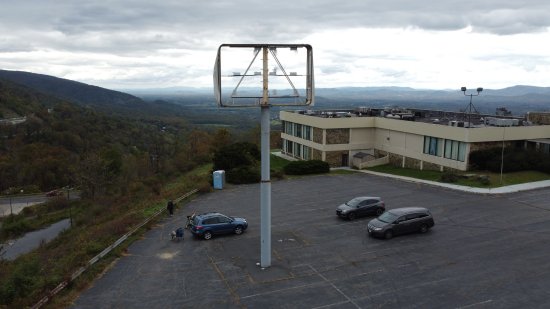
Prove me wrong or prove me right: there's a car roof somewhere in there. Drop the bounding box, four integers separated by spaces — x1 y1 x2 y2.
387 207 430 215
351 196 381 200
196 212 222 218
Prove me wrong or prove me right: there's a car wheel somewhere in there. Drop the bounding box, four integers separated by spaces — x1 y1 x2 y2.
203 231 213 240
348 212 356 220
384 230 393 239
419 224 429 233
376 208 384 216
234 226 243 235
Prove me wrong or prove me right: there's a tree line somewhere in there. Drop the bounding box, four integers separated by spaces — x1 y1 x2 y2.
0 100 249 198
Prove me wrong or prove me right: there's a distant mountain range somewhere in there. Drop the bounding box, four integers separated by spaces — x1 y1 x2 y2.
124 84 550 116
0 70 185 118
2 69 549 117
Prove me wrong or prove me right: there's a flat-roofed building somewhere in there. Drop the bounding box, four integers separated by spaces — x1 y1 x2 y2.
280 108 550 171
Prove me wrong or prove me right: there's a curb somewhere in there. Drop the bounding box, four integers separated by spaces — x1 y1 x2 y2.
333 167 550 194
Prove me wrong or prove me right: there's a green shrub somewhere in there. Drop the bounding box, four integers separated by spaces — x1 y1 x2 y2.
0 257 41 306
212 142 260 171
226 166 261 184
477 175 491 186
440 172 459 183
471 147 550 174
469 148 502 170
271 168 285 180
1 219 31 239
283 160 330 175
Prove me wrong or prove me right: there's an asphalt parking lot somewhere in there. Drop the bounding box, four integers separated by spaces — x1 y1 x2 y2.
73 172 550 308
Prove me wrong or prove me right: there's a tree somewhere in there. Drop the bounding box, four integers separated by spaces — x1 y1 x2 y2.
185 129 212 164
213 142 260 171
210 128 232 153
212 142 261 184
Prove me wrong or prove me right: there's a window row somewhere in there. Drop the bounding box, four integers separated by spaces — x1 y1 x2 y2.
282 121 312 141
282 139 312 160
423 136 466 162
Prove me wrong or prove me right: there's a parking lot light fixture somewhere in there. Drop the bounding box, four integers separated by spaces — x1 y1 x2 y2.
461 86 483 128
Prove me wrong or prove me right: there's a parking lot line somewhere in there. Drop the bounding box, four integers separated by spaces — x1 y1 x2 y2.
308 264 361 309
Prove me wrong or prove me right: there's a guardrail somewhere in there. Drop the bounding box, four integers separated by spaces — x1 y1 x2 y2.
31 189 198 309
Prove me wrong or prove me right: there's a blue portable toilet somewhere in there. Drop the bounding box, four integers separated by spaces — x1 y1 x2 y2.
213 170 225 189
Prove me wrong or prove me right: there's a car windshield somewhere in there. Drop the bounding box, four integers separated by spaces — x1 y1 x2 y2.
345 198 363 207
377 211 398 223
192 216 201 225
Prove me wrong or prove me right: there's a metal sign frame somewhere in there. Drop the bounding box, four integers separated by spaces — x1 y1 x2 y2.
214 43 314 107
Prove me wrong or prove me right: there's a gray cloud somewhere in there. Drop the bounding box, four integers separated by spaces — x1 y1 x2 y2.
1 0 549 88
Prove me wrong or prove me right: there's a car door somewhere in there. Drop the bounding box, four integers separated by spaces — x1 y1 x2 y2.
356 200 370 217
402 214 420 234
363 199 380 216
216 215 234 234
392 216 408 235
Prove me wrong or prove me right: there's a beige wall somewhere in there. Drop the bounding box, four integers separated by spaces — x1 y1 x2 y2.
280 111 550 171
281 111 550 143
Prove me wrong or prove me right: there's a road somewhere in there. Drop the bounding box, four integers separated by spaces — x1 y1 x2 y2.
73 173 550 308
0 194 47 216
0 191 80 217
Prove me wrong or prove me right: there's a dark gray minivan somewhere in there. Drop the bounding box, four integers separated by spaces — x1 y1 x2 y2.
367 207 434 239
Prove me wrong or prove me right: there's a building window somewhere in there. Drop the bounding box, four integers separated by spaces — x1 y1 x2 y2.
444 139 466 162
303 146 311 160
458 143 466 161
294 143 301 157
423 136 441 156
304 125 312 140
284 121 294 136
283 121 311 141
296 124 302 138
284 139 293 154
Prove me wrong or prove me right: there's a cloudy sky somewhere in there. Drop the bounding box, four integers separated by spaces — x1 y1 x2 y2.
1 1 550 91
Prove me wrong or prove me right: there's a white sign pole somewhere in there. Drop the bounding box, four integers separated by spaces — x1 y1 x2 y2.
260 46 272 268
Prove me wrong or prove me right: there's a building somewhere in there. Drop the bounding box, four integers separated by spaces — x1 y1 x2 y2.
280 108 550 171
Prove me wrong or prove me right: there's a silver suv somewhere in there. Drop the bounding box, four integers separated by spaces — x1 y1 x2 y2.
367 207 434 239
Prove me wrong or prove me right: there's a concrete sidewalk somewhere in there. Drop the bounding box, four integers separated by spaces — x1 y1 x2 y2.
273 151 550 194
346 168 550 194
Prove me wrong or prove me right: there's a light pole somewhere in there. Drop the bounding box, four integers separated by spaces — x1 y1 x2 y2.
500 127 505 184
66 186 72 227
461 86 483 128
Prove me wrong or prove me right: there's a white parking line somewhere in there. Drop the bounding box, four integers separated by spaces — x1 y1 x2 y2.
455 299 493 308
240 281 327 299
308 264 361 309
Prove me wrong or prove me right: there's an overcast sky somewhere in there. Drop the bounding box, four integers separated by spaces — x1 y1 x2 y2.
1 1 550 91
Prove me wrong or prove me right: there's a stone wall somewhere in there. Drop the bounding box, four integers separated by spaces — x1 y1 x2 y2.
527 112 550 125
404 157 421 169
325 151 347 167
312 149 322 160
313 127 323 144
422 161 441 171
442 166 461 173
326 128 349 144
388 153 403 167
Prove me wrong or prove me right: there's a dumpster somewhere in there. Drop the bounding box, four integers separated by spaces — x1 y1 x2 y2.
213 170 225 189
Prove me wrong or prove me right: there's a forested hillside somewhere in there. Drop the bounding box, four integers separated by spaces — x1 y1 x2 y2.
0 78 234 196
